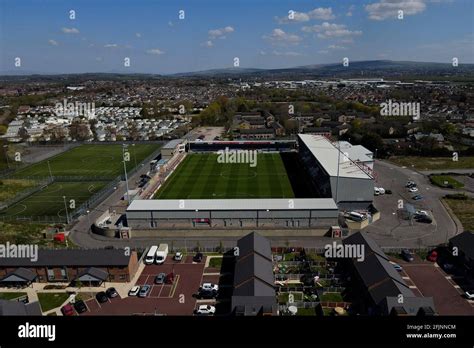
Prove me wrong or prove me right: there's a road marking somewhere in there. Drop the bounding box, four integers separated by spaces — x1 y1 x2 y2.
402 276 410 280
454 285 460 289
409 285 417 289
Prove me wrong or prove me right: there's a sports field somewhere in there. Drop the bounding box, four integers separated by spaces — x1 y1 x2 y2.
13 144 160 178
0 181 107 220
154 153 294 199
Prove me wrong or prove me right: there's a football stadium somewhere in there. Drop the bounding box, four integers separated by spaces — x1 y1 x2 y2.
125 135 375 231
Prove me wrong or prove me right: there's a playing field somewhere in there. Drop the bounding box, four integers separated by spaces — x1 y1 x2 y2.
13 144 160 178
0 181 107 220
154 153 294 199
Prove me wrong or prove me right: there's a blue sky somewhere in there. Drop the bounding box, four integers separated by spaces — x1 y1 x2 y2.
1 0 473 74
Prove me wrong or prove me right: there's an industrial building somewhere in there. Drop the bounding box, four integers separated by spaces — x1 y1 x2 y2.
126 198 338 230
160 139 185 160
298 134 374 209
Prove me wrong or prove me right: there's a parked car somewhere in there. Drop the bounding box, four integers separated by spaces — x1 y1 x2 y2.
106 287 118 298
464 290 474 299
412 194 423 201
193 252 203 263
428 250 438 262
154 273 166 284
443 263 454 271
401 249 414 262
197 289 218 299
61 304 75 316
128 286 140 296
390 261 403 272
96 291 108 303
416 215 432 223
409 186 419 193
385 190 393 194
165 272 175 284
73 300 88 314
415 210 429 217
200 283 219 292
406 181 416 187
195 305 216 315
174 252 183 261
138 285 151 297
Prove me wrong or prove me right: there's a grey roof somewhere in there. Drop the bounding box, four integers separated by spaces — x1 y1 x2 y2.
74 267 109 282
383 296 436 316
298 134 373 179
127 198 338 212
1 268 37 282
237 232 272 260
0 300 42 316
0 249 131 267
450 231 474 261
162 139 184 149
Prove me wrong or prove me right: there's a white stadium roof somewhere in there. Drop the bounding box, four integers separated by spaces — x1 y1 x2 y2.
127 198 338 211
298 134 373 179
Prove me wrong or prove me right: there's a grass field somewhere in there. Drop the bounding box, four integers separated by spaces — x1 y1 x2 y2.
430 175 464 188
0 179 37 202
0 181 106 219
154 153 294 199
444 198 474 231
13 144 160 178
389 156 474 170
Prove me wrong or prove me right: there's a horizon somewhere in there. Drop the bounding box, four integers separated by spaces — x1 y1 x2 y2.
1 0 473 75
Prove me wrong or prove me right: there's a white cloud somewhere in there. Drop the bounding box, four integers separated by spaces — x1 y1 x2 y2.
146 48 164 55
48 39 59 46
208 26 234 39
135 33 142 38
276 7 335 23
61 27 79 34
272 50 303 56
104 43 118 48
302 22 362 39
328 44 346 50
365 0 427 21
263 28 302 45
201 40 214 48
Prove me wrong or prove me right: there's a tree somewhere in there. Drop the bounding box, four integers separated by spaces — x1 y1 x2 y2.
69 121 91 141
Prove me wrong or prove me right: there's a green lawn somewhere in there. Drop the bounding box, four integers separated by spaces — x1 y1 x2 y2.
389 156 474 171
0 181 106 220
0 179 38 202
430 175 464 188
295 307 317 316
38 292 70 312
0 292 27 300
320 292 344 302
278 292 304 304
13 144 160 179
208 257 223 269
154 153 294 199
444 198 474 231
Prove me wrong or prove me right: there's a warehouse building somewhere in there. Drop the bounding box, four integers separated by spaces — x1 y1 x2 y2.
298 134 374 209
126 198 338 230
161 139 185 160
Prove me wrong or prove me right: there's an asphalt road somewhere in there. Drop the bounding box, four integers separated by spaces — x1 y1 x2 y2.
69 159 467 250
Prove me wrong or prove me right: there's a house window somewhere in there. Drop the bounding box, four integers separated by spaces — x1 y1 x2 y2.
119 275 126 280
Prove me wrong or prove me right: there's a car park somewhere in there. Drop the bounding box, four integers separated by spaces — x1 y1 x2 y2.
200 283 219 292
106 287 118 298
401 249 414 262
96 291 108 303
73 300 88 314
174 252 183 261
138 285 151 297
154 273 166 284
195 305 216 315
128 286 140 296
61 304 75 316
193 252 203 263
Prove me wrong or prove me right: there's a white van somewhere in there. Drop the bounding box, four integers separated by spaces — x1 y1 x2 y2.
155 244 169 264
348 211 366 222
145 245 158 264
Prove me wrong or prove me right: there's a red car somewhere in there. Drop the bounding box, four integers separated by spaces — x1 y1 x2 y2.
165 272 175 284
428 250 438 262
61 304 74 316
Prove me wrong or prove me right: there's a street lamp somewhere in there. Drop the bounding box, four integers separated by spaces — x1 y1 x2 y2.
62 196 69 224
3 145 9 169
47 161 53 180
86 210 91 231
132 143 137 169
122 144 130 203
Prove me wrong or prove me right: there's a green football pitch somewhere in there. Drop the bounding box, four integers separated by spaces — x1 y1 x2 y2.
13 144 160 178
154 153 295 199
0 181 107 220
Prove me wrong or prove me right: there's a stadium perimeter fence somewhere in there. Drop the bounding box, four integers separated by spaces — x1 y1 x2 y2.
0 177 54 211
